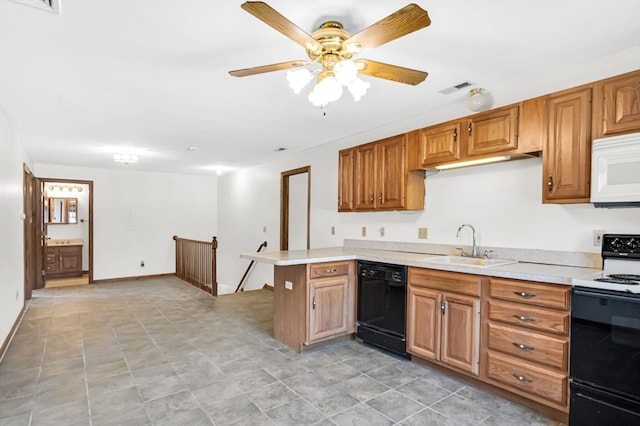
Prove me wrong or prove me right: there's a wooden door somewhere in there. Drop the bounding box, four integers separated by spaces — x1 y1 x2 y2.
543 86 592 203
440 292 481 375
376 135 406 210
418 121 462 167
337 148 354 212
353 143 377 210
467 105 519 156
308 276 349 342
407 285 440 361
59 246 82 275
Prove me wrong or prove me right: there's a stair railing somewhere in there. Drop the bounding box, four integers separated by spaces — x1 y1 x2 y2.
235 241 268 292
173 235 218 296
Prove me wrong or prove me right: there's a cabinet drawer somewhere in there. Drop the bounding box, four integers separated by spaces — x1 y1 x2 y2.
488 278 569 310
487 322 568 370
409 268 481 297
486 351 568 406
488 299 569 335
309 261 351 279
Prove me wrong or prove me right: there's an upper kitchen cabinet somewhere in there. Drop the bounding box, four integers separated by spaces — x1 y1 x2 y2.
338 148 354 212
542 85 593 204
344 134 425 212
413 99 544 169
592 69 640 138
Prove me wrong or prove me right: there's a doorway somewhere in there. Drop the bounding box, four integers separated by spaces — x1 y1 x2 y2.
25 176 94 290
280 166 310 251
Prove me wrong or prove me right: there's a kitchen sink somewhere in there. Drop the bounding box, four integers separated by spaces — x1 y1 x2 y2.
422 255 518 268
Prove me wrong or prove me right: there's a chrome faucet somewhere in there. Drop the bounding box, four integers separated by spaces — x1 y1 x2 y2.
456 224 478 257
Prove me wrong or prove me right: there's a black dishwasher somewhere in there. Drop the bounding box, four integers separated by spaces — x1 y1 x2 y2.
357 261 409 358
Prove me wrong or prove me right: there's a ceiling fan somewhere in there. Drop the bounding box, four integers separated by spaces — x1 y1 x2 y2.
229 2 431 108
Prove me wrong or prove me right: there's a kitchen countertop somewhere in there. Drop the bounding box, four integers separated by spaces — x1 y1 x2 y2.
241 246 602 286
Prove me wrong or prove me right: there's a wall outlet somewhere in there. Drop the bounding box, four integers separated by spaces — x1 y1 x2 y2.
593 230 605 247
331 226 335 236
361 226 366 237
379 227 385 237
263 226 267 233
418 227 428 239
140 260 145 267
285 280 293 290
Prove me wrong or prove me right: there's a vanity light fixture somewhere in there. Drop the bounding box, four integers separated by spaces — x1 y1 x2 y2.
113 153 139 164
48 184 83 193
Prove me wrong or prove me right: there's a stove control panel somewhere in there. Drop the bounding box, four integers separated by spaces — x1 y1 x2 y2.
602 234 640 259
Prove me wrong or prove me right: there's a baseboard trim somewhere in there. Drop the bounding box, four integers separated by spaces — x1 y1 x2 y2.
0 302 28 363
92 272 176 284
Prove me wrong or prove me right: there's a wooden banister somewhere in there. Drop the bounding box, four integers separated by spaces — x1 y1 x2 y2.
235 241 268 293
173 235 218 295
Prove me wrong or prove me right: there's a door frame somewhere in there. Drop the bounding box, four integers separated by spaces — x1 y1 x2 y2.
35 177 94 286
280 166 310 251
23 164 37 299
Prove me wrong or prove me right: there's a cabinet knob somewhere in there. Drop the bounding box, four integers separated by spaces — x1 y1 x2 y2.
369 195 374 203
514 291 536 299
379 193 383 204
468 123 473 136
325 269 337 273
312 296 316 310
547 175 553 192
441 299 446 315
453 128 458 142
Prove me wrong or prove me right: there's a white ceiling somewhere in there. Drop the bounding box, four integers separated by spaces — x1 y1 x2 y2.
1 0 639 175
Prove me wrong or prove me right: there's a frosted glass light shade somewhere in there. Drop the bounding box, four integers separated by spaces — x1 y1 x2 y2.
286 68 313 94
468 88 489 112
334 59 358 86
308 75 343 107
347 77 371 101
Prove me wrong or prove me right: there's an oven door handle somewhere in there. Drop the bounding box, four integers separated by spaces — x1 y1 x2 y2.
573 287 640 302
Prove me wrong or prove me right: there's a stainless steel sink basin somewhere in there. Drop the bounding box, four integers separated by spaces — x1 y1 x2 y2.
422 255 518 268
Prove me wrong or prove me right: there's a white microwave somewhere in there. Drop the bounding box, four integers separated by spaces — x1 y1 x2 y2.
590 132 640 206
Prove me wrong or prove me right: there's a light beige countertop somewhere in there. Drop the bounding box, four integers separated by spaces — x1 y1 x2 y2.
241 241 602 286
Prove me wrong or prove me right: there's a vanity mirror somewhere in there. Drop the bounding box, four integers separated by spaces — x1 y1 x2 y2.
45 197 78 224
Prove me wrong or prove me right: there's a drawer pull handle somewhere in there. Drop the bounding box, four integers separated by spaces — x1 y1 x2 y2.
325 269 337 273
514 291 536 299
512 373 533 383
312 297 316 310
513 315 535 322
513 342 535 351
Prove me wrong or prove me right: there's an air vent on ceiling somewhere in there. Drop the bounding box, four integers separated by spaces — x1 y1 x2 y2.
11 0 60 14
438 81 473 95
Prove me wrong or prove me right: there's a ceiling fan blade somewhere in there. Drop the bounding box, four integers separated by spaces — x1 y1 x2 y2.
229 60 308 77
356 59 428 85
343 4 431 50
241 2 321 51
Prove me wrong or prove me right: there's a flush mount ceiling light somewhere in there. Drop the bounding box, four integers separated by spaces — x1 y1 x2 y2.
229 2 431 108
468 88 490 112
113 153 139 165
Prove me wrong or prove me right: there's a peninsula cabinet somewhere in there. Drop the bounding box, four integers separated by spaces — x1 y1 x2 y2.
339 133 425 212
273 261 355 352
542 85 593 203
407 268 482 376
481 277 570 413
592 69 640 138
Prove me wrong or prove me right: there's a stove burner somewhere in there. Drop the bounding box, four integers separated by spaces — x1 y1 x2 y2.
594 277 640 285
608 274 640 281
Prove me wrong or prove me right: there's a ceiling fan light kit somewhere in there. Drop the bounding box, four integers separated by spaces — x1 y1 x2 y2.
230 2 431 109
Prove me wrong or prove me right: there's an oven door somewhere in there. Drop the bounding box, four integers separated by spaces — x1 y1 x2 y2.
570 287 640 399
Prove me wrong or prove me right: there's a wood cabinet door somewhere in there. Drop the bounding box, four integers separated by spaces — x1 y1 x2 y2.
308 276 349 342
338 148 354 212
353 143 377 210
59 246 82 274
376 135 406 210
599 70 640 137
542 86 592 203
407 285 440 361
440 292 480 375
467 105 519 156
418 121 462 167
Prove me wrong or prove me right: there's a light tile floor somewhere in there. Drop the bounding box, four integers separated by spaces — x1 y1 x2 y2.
0 277 564 425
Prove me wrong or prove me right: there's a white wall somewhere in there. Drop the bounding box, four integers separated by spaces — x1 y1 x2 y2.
217 48 640 292
34 164 218 281
0 108 29 347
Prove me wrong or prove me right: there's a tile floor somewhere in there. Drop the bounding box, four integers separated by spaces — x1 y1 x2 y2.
0 277 564 425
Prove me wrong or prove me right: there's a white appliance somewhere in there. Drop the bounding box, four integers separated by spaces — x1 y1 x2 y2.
590 132 640 206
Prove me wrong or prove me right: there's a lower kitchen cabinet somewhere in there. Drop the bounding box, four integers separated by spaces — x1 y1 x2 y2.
273 261 355 352
407 268 482 375
45 244 83 278
482 277 571 413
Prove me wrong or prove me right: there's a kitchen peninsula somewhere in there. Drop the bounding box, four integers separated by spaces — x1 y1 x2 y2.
241 240 602 421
